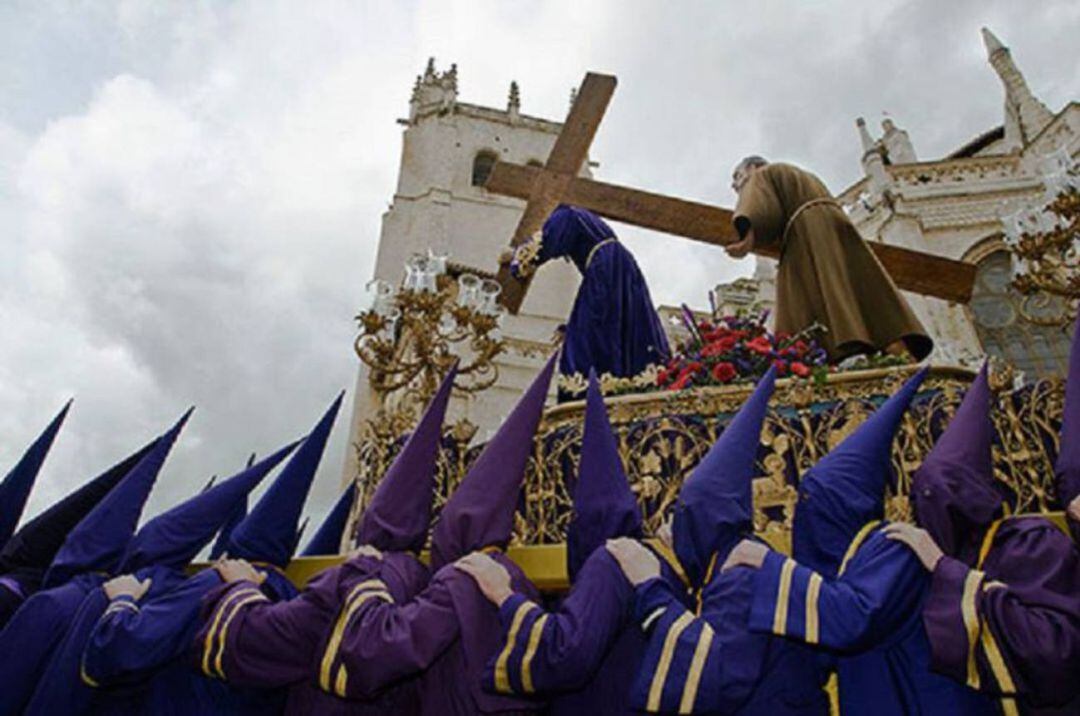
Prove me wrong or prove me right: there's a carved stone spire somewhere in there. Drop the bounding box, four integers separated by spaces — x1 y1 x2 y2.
856 117 890 197
409 58 459 123
507 81 521 116
856 117 876 153
981 27 1053 149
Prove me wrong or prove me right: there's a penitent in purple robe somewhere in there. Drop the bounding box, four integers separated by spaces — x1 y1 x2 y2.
481 371 690 715
511 205 669 400
630 368 829 715
319 354 557 715
749 369 995 716
0 410 189 716
913 364 1080 714
196 365 458 714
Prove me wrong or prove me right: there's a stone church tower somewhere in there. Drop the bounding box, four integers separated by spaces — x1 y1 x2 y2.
343 60 580 481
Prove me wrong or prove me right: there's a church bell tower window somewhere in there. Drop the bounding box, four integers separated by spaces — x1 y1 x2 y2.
471 150 499 187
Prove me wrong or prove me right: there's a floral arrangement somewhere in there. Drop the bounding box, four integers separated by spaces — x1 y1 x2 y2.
654 307 829 391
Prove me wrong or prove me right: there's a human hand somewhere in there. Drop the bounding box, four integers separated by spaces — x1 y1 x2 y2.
454 552 513 606
883 522 944 571
724 230 755 259
351 544 384 561
103 574 152 601
720 539 768 573
214 558 267 585
1068 495 1080 524
606 537 660 586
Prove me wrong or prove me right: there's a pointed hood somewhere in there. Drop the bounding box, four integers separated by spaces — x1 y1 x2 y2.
913 364 1005 563
1056 315 1080 537
209 453 256 560
0 439 157 575
43 409 192 588
120 441 299 572
674 367 776 588
358 363 457 553
226 393 343 566
567 369 641 580
792 369 927 577
303 484 356 556
431 353 556 568
0 401 71 545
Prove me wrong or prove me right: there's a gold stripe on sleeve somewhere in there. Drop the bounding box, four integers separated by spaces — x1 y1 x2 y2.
771 559 796 636
678 622 714 714
318 587 394 695
979 620 1016 694
331 591 393 697
961 570 986 689
805 572 823 644
200 587 262 678
520 614 549 694
646 611 695 712
492 601 538 694
80 659 100 688
335 664 348 698
838 520 882 577
213 593 269 679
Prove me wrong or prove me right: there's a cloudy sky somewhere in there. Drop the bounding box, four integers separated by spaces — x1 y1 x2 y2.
2 0 1078 533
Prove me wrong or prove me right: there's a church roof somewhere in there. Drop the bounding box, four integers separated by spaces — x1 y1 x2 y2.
947 125 1005 159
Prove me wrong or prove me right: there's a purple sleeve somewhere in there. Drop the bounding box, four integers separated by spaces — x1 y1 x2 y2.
316 566 459 700
482 549 634 696
748 532 926 651
193 580 273 683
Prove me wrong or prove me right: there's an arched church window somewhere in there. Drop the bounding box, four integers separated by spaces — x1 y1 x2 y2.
968 250 1070 378
471 151 498 187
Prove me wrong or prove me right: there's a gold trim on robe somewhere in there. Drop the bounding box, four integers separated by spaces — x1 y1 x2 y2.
771 559 797 635
679 622 715 714
646 611 695 711
520 613 549 694
201 587 264 678
961 570 986 689
493 600 538 694
318 580 393 694
805 573 823 645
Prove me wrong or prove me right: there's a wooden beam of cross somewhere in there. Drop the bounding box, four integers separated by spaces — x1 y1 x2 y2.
488 73 977 313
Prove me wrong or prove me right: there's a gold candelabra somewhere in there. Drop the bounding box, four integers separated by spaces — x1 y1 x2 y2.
1003 149 1080 328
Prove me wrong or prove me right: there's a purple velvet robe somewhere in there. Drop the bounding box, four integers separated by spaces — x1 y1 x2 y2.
194 552 429 715
481 547 689 715
0 573 106 716
321 552 544 715
748 527 996 716
922 517 1080 714
526 206 669 400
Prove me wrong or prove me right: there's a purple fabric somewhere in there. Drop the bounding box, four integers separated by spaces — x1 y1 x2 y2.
674 367 776 588
792 369 926 577
537 206 669 398
358 363 457 553
566 370 642 579
120 441 298 572
1056 314 1080 540
923 517 1080 710
228 393 342 567
302 484 356 556
0 400 70 545
431 354 556 568
912 364 1005 565
43 409 192 588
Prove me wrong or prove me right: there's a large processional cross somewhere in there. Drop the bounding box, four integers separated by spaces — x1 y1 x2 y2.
486 72 976 314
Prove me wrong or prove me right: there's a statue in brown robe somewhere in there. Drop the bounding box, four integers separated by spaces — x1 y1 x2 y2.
729 157 933 362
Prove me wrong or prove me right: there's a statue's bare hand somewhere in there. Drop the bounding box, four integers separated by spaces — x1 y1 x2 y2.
725 229 755 259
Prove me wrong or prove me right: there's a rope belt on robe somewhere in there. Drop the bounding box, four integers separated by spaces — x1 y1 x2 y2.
779 198 843 259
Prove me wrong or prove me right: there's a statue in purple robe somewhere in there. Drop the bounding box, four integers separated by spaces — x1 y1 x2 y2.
72 394 341 715
455 370 689 715
193 366 457 715
730 370 997 716
314 353 557 715
510 205 669 400
0 438 156 629
0 410 190 716
603 368 831 714
883 362 1080 714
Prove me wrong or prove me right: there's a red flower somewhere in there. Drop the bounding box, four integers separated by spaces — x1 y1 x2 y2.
656 368 670 386
773 358 789 376
791 361 811 378
711 362 737 383
747 336 773 355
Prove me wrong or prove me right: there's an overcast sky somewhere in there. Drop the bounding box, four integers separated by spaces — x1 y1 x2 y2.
2 1 1078 534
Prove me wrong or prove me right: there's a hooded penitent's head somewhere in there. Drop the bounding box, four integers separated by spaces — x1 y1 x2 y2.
43 409 192 588
1056 315 1080 540
430 353 556 569
912 364 1005 564
119 441 299 572
0 400 71 545
792 369 927 577
0 439 157 577
226 393 343 567
567 370 642 580
356 364 457 554
674 367 776 589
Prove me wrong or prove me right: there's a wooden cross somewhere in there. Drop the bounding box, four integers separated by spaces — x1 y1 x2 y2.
488 72 976 314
